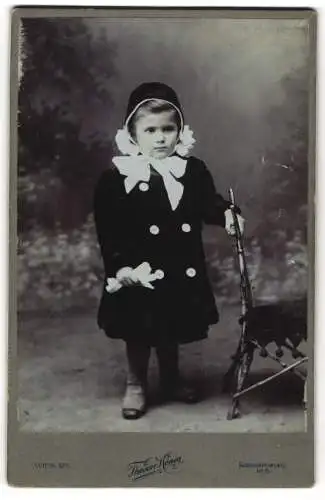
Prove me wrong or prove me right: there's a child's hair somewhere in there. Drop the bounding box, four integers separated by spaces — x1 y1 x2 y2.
127 99 182 140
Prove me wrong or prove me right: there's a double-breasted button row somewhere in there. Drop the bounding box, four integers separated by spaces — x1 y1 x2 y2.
155 269 165 279
149 223 192 235
149 225 160 235
181 223 191 233
186 267 197 277
152 267 197 280
139 182 149 192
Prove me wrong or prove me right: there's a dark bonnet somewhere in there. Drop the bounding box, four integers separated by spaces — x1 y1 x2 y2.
124 82 184 126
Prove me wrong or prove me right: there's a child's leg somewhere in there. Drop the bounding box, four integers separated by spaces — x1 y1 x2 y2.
156 341 179 390
155 342 200 404
122 340 151 419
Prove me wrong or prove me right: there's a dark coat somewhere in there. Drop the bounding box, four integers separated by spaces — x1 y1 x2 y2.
93 155 234 346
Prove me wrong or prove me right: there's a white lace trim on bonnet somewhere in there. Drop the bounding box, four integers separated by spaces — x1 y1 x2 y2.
114 98 196 157
115 124 196 157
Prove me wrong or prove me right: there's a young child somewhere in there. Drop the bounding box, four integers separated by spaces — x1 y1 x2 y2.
93 82 244 419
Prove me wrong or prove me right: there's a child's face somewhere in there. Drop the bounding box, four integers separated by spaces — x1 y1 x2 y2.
133 110 179 159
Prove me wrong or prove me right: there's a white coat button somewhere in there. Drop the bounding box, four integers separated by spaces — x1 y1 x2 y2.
186 267 196 277
182 223 191 233
139 182 149 192
155 269 165 280
149 225 160 235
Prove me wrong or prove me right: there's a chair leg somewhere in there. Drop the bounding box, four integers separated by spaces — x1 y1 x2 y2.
303 378 308 430
223 343 242 393
227 342 255 420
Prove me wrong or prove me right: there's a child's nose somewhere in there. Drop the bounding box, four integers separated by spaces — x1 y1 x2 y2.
155 130 165 142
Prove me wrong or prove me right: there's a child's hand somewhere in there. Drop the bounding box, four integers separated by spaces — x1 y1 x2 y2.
116 267 139 286
115 266 155 290
224 209 245 236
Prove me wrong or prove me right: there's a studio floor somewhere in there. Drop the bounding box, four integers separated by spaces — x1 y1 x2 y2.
17 305 307 433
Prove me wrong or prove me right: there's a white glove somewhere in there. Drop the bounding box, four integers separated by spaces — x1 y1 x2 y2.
224 208 245 236
105 262 158 294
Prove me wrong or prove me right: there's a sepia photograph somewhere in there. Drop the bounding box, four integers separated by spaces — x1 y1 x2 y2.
14 10 313 440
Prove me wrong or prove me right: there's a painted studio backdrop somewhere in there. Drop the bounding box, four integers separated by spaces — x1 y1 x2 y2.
17 17 310 432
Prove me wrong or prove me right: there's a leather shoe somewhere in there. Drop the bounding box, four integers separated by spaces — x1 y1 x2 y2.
122 383 146 419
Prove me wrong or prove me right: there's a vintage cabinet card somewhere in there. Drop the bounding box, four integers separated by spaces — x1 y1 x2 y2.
7 7 316 487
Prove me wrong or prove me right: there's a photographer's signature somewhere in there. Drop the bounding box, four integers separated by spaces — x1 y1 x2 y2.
128 452 183 481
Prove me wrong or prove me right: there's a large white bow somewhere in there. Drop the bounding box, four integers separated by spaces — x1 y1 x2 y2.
112 155 187 211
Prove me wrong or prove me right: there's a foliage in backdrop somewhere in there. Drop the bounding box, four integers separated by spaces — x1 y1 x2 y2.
17 18 309 313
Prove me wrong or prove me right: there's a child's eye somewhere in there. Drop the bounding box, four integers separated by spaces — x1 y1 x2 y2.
145 127 156 133
163 126 177 133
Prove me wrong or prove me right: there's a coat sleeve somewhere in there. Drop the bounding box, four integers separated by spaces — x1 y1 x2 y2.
198 159 241 227
93 168 132 277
